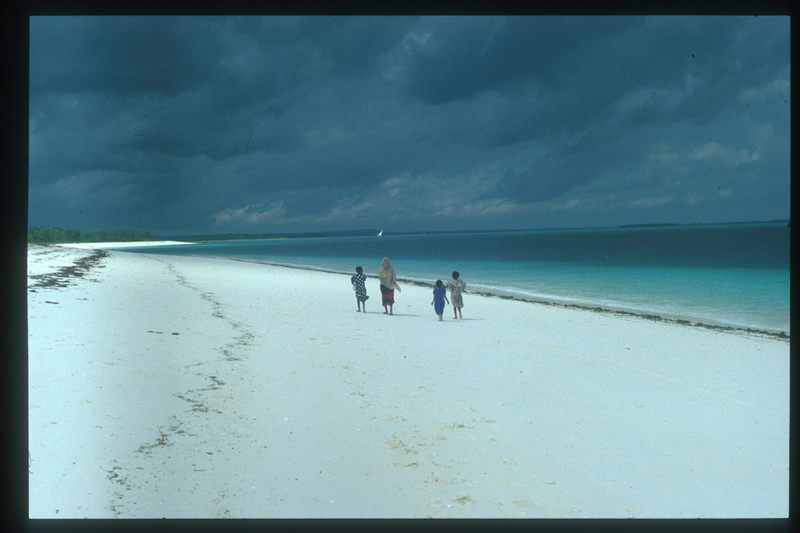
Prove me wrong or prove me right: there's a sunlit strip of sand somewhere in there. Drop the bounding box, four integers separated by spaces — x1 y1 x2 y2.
56 240 194 249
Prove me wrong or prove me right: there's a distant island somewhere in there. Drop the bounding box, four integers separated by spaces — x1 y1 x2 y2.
619 219 788 229
618 223 680 228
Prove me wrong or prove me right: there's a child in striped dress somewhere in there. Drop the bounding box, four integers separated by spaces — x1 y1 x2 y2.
447 271 466 319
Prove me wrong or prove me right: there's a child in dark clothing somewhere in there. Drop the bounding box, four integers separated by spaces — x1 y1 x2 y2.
351 266 368 312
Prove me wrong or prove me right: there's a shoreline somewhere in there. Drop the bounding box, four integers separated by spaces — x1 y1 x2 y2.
52 244 790 340
220 257 789 341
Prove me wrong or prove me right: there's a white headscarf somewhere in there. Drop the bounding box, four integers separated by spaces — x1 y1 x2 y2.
378 257 400 289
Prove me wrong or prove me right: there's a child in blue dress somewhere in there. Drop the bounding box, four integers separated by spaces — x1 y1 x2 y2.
430 279 450 321
351 266 368 312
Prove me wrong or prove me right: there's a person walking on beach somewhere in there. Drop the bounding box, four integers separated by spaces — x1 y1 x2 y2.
378 257 401 315
351 265 369 313
431 280 450 321
447 271 466 319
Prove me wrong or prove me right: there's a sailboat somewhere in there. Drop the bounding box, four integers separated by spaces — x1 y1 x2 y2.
377 230 383 237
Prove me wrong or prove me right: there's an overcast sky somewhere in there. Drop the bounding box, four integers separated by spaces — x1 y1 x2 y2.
29 15 789 235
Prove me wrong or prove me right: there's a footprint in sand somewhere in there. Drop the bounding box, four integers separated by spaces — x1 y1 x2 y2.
387 437 417 455
513 499 550 512
390 460 421 468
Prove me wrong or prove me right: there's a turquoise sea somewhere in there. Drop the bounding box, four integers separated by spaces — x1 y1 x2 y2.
116 222 790 337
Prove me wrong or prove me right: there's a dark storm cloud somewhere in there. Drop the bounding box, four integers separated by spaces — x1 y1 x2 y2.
403 16 786 147
30 17 228 97
402 17 762 137
28 15 790 234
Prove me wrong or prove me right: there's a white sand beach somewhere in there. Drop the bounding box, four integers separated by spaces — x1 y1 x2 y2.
27 244 790 518
55 240 194 249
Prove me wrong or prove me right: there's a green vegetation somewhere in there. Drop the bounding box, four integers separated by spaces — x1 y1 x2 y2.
28 226 153 244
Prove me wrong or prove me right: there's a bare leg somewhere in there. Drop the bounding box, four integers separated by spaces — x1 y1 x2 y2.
383 305 388 314
389 304 393 315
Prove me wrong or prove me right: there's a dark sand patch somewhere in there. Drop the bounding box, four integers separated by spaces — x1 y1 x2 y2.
28 249 110 290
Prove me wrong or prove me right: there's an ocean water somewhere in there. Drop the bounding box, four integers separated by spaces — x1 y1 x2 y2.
115 222 790 336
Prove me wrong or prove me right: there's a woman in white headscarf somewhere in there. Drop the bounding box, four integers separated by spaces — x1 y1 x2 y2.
378 257 401 315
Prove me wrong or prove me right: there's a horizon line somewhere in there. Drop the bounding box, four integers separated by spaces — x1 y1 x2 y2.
151 218 790 239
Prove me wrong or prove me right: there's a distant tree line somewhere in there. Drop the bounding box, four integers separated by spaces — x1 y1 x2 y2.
28 226 153 244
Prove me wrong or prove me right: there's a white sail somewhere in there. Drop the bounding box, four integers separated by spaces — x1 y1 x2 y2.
377 230 383 237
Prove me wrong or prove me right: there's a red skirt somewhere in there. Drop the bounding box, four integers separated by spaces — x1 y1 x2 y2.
380 284 394 305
